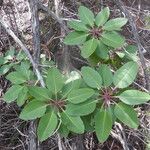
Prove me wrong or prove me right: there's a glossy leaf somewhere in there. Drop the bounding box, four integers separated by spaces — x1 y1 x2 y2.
98 64 113 87
29 86 50 101
66 100 97 116
95 109 112 142
81 38 98 58
4 85 23 103
95 7 110 27
103 18 128 31
19 100 47 120
37 111 58 141
114 102 139 128
81 66 102 89
46 68 64 94
68 20 89 31
64 31 88 45
67 88 95 104
17 86 28 106
6 71 27 84
101 31 125 48
61 112 84 133
78 6 94 27
117 90 150 105
113 61 138 88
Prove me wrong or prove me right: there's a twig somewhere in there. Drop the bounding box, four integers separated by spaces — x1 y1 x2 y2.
0 18 45 87
111 123 129 150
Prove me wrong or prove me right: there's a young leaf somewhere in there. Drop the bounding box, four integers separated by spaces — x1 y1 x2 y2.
37 111 58 141
61 112 84 133
103 18 128 31
113 61 138 88
81 38 98 58
4 85 23 103
81 66 102 89
117 90 150 105
78 6 94 27
64 31 88 45
67 88 95 104
95 7 110 27
98 64 113 87
101 31 125 48
29 86 51 101
114 102 139 128
65 100 97 116
68 20 89 31
17 86 28 106
19 100 47 120
6 71 27 84
95 109 112 142
46 68 64 94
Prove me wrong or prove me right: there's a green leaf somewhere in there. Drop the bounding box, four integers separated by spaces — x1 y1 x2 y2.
6 71 27 84
95 7 110 27
66 100 97 116
59 124 70 138
113 61 138 88
0 57 5 65
61 112 84 133
37 111 58 141
114 102 139 128
29 86 51 101
81 66 102 89
81 38 98 58
103 18 128 31
68 20 89 31
98 64 113 87
95 41 110 60
17 86 28 106
64 31 88 45
46 68 64 94
101 31 125 48
17 62 31 80
19 100 47 120
124 45 138 61
117 90 150 105
95 109 112 142
4 85 23 103
62 79 82 98
0 64 12 75
67 88 95 104
78 6 94 27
